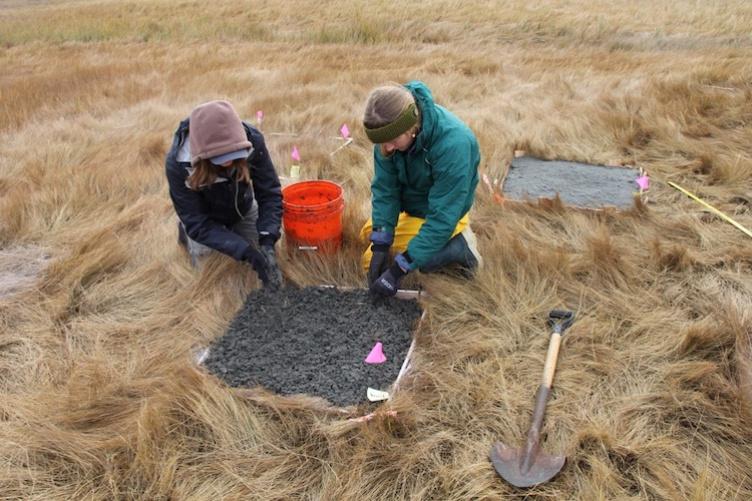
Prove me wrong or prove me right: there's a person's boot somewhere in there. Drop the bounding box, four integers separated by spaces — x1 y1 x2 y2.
419 232 480 276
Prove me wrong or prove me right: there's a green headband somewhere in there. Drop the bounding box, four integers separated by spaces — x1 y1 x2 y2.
364 103 419 144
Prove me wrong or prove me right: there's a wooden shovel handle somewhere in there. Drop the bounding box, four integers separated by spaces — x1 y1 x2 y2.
541 333 562 389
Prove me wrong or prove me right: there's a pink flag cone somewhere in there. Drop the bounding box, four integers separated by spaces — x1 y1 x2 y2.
365 342 386 364
635 175 649 191
291 146 301 162
256 110 263 124
340 123 350 139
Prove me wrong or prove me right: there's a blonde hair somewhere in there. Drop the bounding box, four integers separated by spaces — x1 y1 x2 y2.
363 84 421 155
187 158 250 191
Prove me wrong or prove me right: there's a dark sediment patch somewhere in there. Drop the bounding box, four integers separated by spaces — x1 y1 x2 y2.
204 286 422 407
502 156 640 209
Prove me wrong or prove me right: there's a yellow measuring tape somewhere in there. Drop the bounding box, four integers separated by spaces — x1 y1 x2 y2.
668 181 752 239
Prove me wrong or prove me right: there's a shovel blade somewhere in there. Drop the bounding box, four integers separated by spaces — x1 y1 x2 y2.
490 442 565 488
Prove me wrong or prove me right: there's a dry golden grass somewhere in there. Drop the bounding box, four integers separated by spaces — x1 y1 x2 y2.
1 0 752 499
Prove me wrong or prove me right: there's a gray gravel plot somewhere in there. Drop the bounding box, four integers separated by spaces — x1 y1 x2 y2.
204 287 422 407
502 156 640 209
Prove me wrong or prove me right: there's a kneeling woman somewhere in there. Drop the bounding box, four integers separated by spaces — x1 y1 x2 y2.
361 81 482 297
165 100 283 288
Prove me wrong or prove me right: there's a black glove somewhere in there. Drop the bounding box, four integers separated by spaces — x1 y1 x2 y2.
367 230 394 286
370 253 411 297
242 245 274 288
259 245 283 290
367 245 390 286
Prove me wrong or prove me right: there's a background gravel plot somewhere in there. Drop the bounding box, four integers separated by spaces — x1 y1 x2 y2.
204 287 422 407
503 156 640 209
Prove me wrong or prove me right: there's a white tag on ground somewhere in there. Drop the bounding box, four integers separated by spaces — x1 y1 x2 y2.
367 387 390 402
193 347 210 365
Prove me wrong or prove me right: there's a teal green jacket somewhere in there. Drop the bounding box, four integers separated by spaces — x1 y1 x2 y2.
371 81 480 269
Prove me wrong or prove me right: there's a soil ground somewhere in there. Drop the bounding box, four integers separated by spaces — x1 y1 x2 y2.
502 156 640 209
204 286 422 407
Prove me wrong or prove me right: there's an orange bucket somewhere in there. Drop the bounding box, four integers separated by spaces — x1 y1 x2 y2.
282 180 344 253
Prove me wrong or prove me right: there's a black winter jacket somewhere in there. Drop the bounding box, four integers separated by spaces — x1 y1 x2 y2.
165 118 282 260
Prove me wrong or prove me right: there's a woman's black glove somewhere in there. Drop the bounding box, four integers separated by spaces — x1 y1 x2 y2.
242 245 282 290
367 244 390 286
260 245 283 290
367 230 394 286
370 252 412 297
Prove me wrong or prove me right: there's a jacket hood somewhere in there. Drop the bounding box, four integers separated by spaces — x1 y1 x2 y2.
404 81 438 150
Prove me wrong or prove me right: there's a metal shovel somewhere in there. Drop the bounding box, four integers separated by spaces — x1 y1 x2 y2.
490 309 575 488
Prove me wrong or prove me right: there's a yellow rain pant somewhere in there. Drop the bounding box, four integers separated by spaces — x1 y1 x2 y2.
360 212 469 270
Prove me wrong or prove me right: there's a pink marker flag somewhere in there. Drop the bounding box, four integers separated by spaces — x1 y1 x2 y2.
256 110 263 123
635 175 650 191
291 146 301 162
365 342 386 364
340 123 350 139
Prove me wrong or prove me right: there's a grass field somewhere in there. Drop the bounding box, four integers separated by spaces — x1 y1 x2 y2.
1 0 752 499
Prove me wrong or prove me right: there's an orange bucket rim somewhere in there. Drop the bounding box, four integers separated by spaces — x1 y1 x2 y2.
282 180 344 211
282 179 343 193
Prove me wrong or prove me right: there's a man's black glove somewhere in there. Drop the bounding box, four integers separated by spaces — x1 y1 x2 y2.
259 245 283 290
370 252 412 297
